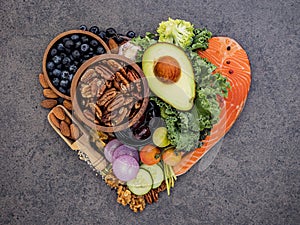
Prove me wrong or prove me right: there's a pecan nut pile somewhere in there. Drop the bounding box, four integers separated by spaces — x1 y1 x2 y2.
78 59 145 127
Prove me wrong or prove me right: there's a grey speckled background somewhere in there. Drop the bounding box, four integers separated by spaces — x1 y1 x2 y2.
1 0 299 224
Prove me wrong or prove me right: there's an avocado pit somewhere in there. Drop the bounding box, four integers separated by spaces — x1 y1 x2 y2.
153 56 181 83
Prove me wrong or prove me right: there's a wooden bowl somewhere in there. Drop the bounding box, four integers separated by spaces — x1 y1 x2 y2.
42 30 111 100
71 54 149 133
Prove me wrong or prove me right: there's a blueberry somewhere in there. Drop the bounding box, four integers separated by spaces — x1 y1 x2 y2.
75 41 82 49
64 48 71 54
89 47 94 53
114 35 124 44
90 39 99 47
72 50 80 59
46 61 55 71
58 87 67 94
57 43 65 52
62 57 71 65
64 40 74 49
61 71 69 80
89 26 99 34
126 31 136 38
60 80 69 88
50 48 58 56
80 43 89 53
52 69 61 77
79 25 88 31
52 55 62 64
81 36 89 43
60 52 67 58
97 30 106 39
69 54 74 61
88 52 94 57
52 77 60 87
62 37 70 43
68 74 74 82
70 34 80 41
57 97 64 104
83 54 91 59
69 65 77 73
56 64 62 70
106 28 117 37
96 46 105 54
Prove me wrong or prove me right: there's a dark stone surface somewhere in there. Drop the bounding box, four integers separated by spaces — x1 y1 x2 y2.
0 0 299 224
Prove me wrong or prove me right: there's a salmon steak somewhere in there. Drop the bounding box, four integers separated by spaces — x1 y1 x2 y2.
173 37 251 175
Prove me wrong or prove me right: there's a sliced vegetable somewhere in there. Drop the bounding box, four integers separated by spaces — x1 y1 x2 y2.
104 139 123 162
139 144 161 165
112 145 139 162
152 127 170 147
112 155 139 182
141 164 164 189
127 168 153 195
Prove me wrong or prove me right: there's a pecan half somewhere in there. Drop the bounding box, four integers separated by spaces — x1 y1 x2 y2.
90 78 104 97
80 83 92 98
113 79 121 91
94 104 102 120
81 69 97 83
106 59 127 77
111 107 128 125
95 65 115 80
97 88 117 106
97 83 107 98
116 72 129 88
101 112 111 126
107 94 125 112
126 70 140 82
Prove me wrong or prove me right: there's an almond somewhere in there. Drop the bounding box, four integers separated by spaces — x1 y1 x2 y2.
64 115 72 125
39 73 49 88
49 113 60 128
52 107 66 120
43 89 59 99
63 100 73 111
60 121 70 137
70 124 80 140
40 99 57 109
108 38 119 54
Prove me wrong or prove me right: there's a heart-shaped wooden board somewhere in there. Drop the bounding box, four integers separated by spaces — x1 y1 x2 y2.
173 37 251 176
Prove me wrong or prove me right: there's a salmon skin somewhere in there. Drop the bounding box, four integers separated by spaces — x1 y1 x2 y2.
173 37 251 176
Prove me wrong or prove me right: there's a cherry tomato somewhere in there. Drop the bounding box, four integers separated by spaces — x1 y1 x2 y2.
139 144 161 165
162 148 182 166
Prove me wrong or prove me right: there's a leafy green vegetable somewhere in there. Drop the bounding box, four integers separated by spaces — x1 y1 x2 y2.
131 32 157 62
157 18 194 50
190 28 212 51
150 96 201 151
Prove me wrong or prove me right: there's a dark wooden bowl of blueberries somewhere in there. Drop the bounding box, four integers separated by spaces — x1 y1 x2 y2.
42 30 111 100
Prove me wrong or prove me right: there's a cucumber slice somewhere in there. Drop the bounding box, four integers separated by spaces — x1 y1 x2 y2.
141 164 164 189
127 168 153 195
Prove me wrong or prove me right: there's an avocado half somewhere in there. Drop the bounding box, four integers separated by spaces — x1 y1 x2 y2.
142 42 195 111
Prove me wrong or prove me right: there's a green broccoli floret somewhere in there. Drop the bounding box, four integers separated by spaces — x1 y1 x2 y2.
157 18 194 50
